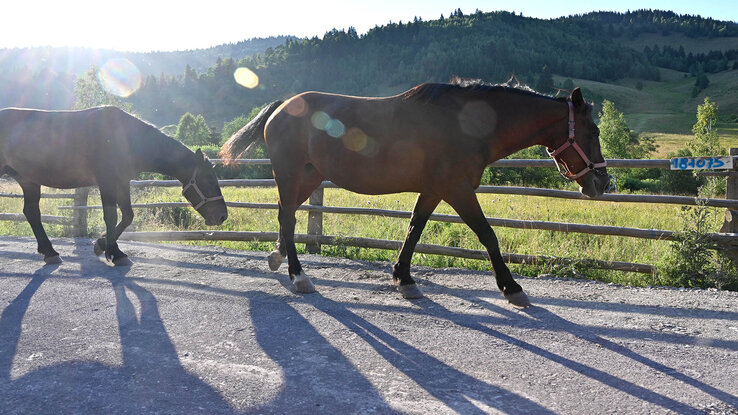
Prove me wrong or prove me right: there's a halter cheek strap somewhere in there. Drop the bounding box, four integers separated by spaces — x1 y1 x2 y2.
182 165 224 210
547 101 607 180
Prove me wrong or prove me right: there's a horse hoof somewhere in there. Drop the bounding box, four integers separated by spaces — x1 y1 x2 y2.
93 240 105 256
398 284 423 299
113 257 134 267
504 290 532 308
291 273 316 293
44 255 62 265
268 250 285 271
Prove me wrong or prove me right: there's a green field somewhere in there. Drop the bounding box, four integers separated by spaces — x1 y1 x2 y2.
0 179 727 288
556 67 738 151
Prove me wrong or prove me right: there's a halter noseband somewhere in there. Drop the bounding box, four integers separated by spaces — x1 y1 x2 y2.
547 101 607 180
182 164 224 210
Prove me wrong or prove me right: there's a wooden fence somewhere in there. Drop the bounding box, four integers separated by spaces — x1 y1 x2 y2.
2 150 738 274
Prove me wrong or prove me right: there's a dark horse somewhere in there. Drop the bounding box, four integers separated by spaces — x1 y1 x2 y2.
0 106 228 265
220 79 610 307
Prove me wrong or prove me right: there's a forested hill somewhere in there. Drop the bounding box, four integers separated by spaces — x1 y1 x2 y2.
0 36 290 110
125 9 738 126
2 9 737 129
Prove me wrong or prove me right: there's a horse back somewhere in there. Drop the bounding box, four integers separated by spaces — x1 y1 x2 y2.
0 107 138 188
265 92 488 195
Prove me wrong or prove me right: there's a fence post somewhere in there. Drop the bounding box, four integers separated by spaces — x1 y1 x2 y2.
71 187 90 237
720 148 738 233
306 187 324 254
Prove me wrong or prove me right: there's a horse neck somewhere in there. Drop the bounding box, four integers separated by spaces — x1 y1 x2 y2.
487 95 568 162
136 129 195 184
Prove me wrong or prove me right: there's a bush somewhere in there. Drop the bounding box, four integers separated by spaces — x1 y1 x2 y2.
482 147 566 188
656 188 738 290
197 145 272 180
147 206 195 229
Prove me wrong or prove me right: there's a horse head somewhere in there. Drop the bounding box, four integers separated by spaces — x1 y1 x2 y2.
181 149 228 225
547 88 612 198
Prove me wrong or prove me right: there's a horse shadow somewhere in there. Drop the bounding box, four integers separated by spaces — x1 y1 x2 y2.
0 239 400 413
81 243 550 413
0 239 240 414
427 280 738 413
246 274 553 414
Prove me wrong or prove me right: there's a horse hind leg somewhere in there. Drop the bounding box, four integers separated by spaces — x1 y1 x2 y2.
443 186 531 307
16 178 61 264
273 164 323 293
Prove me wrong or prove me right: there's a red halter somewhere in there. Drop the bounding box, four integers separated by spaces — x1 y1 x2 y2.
547 101 607 180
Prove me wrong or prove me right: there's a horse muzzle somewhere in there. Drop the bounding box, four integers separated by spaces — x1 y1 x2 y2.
579 170 612 198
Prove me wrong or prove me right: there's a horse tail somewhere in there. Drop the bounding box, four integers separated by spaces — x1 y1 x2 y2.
219 100 283 163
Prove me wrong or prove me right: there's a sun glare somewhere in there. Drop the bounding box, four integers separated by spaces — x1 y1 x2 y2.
234 67 259 89
97 58 142 98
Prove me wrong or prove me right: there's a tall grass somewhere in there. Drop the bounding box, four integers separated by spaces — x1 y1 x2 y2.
1 179 726 288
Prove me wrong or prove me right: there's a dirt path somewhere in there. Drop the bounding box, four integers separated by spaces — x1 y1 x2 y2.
1 236 737 414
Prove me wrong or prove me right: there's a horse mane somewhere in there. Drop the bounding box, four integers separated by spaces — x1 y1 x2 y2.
400 76 567 104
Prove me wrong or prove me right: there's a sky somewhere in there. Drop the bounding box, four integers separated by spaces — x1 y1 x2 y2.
1 0 736 52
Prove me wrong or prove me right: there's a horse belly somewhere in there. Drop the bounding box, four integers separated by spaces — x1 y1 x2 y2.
313 140 427 195
6 148 97 189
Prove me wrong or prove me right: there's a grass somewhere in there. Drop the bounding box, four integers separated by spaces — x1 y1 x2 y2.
555 68 738 141
1 179 727 288
5 64 738 287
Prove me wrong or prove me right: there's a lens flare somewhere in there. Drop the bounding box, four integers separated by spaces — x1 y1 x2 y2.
326 119 345 138
234 67 259 89
97 58 142 98
311 111 331 130
284 96 308 117
458 101 497 137
342 128 368 152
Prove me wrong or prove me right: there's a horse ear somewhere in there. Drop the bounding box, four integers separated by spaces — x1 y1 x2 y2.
195 148 204 160
571 87 585 108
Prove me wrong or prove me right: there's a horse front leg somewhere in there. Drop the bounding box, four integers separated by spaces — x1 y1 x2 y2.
443 186 531 307
97 182 132 266
16 178 61 264
393 193 440 299
94 183 134 265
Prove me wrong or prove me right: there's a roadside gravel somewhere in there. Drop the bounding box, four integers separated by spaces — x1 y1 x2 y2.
1 236 737 414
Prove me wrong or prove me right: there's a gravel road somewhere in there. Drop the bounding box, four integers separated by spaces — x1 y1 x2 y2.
1 235 737 414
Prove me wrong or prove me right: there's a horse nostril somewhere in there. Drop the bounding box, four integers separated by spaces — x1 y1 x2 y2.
220 214 228 224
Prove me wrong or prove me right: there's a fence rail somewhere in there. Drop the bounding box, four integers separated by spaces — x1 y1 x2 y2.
3 153 738 274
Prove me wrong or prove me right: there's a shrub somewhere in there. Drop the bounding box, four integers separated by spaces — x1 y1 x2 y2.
656 187 738 290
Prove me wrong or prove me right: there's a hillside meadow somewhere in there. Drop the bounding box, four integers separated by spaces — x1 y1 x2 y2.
0 179 726 288
560 67 738 145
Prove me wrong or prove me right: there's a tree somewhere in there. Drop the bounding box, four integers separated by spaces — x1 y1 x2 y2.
688 97 722 156
221 115 249 144
535 65 554 94
692 72 710 97
176 113 210 146
208 125 221 146
597 100 631 159
598 100 655 160
73 66 132 110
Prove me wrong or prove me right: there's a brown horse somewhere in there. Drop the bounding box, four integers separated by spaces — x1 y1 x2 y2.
220 79 610 307
0 106 228 265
